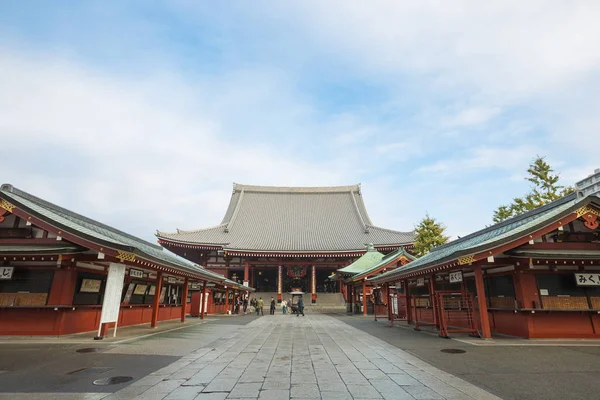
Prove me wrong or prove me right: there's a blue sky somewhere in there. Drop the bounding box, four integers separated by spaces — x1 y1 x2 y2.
1 1 599 242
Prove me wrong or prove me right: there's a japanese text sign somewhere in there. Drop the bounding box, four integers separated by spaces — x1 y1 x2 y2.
416 277 425 287
449 271 463 283
0 266 14 280
575 273 600 286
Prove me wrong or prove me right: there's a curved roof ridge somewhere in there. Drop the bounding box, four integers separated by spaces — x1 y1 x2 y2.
1 184 162 250
431 192 579 253
158 223 227 236
233 183 360 193
350 189 369 233
225 188 245 232
368 224 415 235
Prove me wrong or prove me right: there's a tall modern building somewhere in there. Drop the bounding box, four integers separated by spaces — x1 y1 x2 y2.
576 168 600 198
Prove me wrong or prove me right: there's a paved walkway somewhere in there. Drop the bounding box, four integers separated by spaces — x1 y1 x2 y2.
101 314 500 400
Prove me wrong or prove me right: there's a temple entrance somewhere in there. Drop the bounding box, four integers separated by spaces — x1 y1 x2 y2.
284 265 308 293
316 268 338 293
253 268 277 292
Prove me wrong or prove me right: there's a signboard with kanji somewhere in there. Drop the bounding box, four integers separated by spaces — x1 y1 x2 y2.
575 273 600 286
449 271 463 283
416 277 425 287
0 266 14 280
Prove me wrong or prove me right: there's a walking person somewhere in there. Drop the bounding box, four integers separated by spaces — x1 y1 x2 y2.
270 297 276 315
296 295 305 317
243 297 248 314
256 297 264 316
282 299 287 314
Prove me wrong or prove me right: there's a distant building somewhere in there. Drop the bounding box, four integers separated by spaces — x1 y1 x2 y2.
576 168 600 197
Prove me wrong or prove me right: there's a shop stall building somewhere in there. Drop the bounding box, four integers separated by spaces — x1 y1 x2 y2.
157 184 414 303
330 244 415 315
0 184 252 337
369 192 600 339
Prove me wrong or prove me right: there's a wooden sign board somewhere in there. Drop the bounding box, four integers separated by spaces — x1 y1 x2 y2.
449 271 463 284
0 266 14 280
129 269 144 279
575 273 600 286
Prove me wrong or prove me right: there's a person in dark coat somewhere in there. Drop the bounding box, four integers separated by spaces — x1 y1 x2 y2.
296 296 305 317
270 297 276 315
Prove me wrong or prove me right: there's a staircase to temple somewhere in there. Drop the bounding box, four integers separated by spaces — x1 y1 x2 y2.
251 292 347 314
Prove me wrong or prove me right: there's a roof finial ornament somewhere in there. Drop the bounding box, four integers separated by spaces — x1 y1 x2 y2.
367 243 375 251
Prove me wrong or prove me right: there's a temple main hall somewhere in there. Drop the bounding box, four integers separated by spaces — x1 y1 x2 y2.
157 184 415 303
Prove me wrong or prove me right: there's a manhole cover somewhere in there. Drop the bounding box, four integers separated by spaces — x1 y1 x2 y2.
93 376 133 386
76 348 102 353
441 348 466 354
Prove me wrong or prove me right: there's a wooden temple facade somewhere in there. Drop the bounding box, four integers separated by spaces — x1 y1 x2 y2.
157 184 415 303
368 193 600 339
0 184 252 337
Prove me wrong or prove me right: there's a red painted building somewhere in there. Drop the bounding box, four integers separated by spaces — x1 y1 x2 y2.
369 193 600 339
157 184 415 303
0 184 252 337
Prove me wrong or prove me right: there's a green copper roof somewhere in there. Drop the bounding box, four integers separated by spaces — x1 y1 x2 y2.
369 193 600 283
351 247 416 282
0 183 251 289
337 244 385 275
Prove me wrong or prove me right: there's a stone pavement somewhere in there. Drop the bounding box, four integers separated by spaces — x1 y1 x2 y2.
103 314 500 400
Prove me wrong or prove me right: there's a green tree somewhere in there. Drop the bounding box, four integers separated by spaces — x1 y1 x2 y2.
493 156 574 223
413 214 450 257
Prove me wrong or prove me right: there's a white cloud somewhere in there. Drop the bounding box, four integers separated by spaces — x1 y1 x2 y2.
0 49 352 240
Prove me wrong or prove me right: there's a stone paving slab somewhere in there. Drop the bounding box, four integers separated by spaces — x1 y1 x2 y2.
106 314 502 399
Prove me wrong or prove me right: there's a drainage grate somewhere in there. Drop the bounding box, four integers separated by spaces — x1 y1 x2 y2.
441 348 466 354
68 367 113 375
93 376 133 386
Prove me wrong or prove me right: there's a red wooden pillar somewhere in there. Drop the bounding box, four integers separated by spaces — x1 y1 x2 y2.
244 261 249 284
151 271 163 328
362 280 368 316
404 279 412 324
473 263 491 339
47 268 78 305
277 265 282 302
386 283 392 321
181 277 189 322
338 278 342 294
311 265 316 303
428 274 439 329
200 280 207 319
225 288 229 313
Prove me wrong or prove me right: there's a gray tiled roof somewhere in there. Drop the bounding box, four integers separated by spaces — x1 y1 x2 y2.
0 184 246 286
369 193 600 283
157 184 415 252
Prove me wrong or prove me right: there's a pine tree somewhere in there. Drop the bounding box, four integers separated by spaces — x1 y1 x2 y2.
413 214 450 257
493 156 574 223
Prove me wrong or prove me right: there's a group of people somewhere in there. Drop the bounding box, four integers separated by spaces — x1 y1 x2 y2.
247 296 305 316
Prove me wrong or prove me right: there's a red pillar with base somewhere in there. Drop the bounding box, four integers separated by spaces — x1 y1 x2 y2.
181 277 189 322
362 280 368 316
244 261 249 284
386 283 392 321
200 280 207 319
473 263 492 338
404 279 412 324
151 271 163 328
277 265 282 302
428 274 439 329
311 265 316 303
